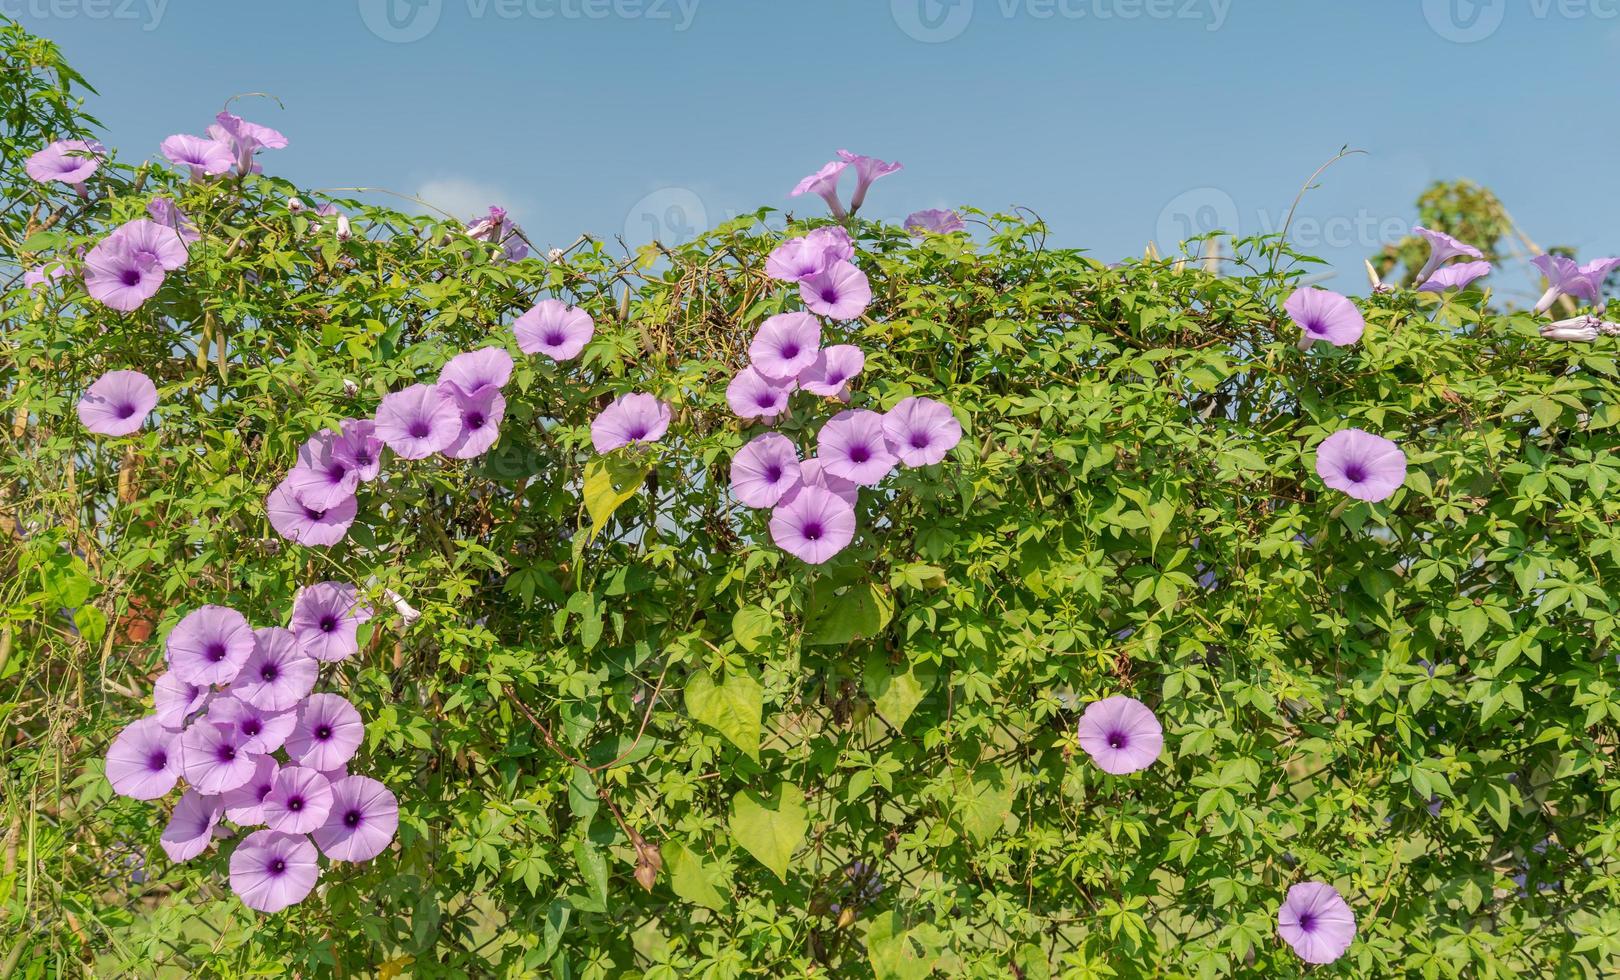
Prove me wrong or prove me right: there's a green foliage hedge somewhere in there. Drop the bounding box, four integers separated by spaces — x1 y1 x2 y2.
4 21 1620 978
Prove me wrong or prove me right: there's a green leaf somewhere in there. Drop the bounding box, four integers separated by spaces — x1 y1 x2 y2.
806 583 894 646
661 841 727 911
952 765 1016 843
728 782 807 881
581 455 651 543
572 840 608 913
685 669 762 760
866 911 944 980
731 605 774 653
864 654 934 731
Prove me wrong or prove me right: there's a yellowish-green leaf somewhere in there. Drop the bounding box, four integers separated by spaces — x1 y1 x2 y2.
728 782 807 881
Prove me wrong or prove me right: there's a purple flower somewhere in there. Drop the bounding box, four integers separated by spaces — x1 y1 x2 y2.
107 218 190 272
262 767 334 834
147 197 200 243
212 111 288 175
166 605 255 687
1539 314 1618 343
1076 695 1163 775
208 696 297 754
769 485 857 564
464 205 528 261
83 237 164 311
77 370 157 437
591 393 671 453
1412 226 1483 283
791 160 849 219
730 433 802 508
1418 260 1491 294
883 397 961 467
514 300 595 361
231 627 318 711
283 429 361 512
375 383 461 460
726 367 795 421
797 344 864 399
289 582 373 663
765 227 853 282
285 693 364 772
817 410 897 486
836 150 902 213
153 671 209 729
26 140 104 185
782 457 860 508
266 479 357 547
439 346 514 396
1532 254 1620 314
22 262 68 290
750 312 822 381
312 775 399 862
443 385 506 459
104 716 180 800
161 133 234 179
905 209 965 236
1278 882 1356 964
800 261 872 320
160 790 223 863
222 756 280 826
1285 287 1364 350
178 721 260 795
334 418 383 482
1315 429 1407 503
229 830 319 913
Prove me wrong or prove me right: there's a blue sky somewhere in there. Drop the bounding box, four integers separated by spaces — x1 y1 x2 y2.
15 0 1619 301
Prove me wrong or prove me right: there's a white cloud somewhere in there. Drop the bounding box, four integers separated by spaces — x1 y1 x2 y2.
412 177 533 226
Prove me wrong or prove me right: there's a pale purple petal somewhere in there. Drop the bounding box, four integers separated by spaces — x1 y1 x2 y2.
1278 882 1357 964
882 396 961 467
1285 287 1364 349
77 370 158 437
105 716 180 800
266 479 356 547
514 300 595 361
769 485 856 564
284 693 364 772
375 383 461 459
726 367 795 421
262 767 334 834
800 260 872 320
591 393 671 453
730 432 802 509
229 830 319 913
165 605 255 687
1315 429 1407 503
289 582 373 663
1076 695 1163 775
817 410 897 486
312 775 399 862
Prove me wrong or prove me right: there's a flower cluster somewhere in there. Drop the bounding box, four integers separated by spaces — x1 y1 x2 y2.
103 588 397 913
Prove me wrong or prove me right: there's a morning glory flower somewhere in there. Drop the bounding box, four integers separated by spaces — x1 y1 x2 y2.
442 385 506 459
464 205 528 261
207 696 297 754
160 790 223 863
817 410 897 486
146 197 200 244
905 209 966 236
153 670 209 729
765 227 854 282
800 260 872 320
1539 314 1620 342
166 605 255 687
375 383 461 459
726 367 795 421
1314 428 1407 503
178 721 261 795
262 767 334 835
284 429 361 512
836 150 902 213
211 111 288 175
1532 254 1620 314
730 432 803 508
83 237 164 311
312 775 399 862
26 139 104 185
515 299 595 361
77 370 158 437
1285 287 1364 350
230 627 318 711
1076 695 1163 774
229 830 319 913
266 478 357 547
591 394 671 453
750 312 822 381
882 397 962 467
22 262 68 290
769 484 857 564
782 457 860 508
1411 225 1483 284
791 160 850 219
334 419 383 482
796 344 865 399
1418 260 1491 294
438 347 514 397
290 582 374 663
1278 882 1356 964
104 716 180 800
221 756 280 826
161 133 234 180
285 693 365 772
